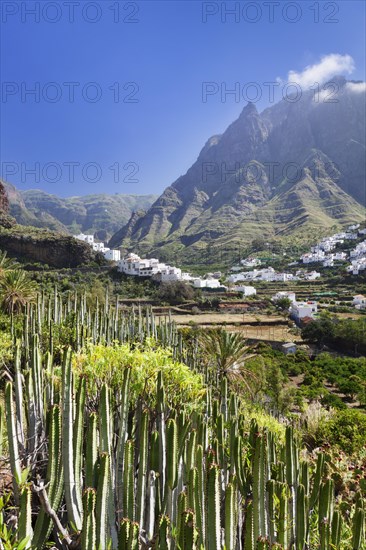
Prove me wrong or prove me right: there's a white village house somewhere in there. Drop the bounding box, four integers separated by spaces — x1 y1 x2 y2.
75 233 121 262
234 285 257 296
272 291 296 303
352 295 366 310
75 233 94 244
290 301 318 322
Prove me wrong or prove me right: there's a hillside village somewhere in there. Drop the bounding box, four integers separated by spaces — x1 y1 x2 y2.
300 224 366 275
74 223 366 319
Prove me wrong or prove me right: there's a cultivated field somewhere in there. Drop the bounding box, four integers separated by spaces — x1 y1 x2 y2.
165 312 297 341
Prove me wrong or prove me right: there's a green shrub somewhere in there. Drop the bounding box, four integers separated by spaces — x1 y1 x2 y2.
316 409 366 455
73 340 205 411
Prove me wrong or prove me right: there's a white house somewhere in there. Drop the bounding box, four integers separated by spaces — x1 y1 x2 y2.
193 278 222 289
92 242 107 252
273 291 296 303
303 271 321 280
104 249 121 262
240 257 261 268
160 266 182 282
333 252 347 261
235 285 257 296
353 295 366 309
75 233 94 244
282 342 297 355
290 301 318 321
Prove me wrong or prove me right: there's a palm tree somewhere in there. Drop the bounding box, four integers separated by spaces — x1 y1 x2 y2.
0 269 37 314
0 250 17 277
200 328 257 393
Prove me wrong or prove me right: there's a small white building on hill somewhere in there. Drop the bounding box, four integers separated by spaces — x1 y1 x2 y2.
235 285 257 296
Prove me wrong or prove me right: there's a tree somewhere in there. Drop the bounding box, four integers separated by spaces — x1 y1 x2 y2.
157 281 195 305
199 328 257 393
0 250 17 277
274 297 292 311
0 269 37 314
301 316 335 346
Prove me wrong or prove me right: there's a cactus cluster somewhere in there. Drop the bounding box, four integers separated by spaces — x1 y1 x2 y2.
0 290 365 549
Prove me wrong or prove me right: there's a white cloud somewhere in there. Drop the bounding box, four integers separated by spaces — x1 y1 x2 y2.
285 54 355 89
346 81 366 93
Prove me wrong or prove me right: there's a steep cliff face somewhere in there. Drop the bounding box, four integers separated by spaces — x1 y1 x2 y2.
0 226 102 268
0 181 16 229
110 78 366 262
0 181 102 267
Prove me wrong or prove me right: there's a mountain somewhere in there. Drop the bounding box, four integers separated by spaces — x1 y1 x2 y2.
0 181 101 267
3 182 157 240
109 77 366 263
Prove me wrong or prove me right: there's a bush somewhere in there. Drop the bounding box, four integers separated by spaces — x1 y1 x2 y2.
73 340 205 411
157 281 195 305
316 409 366 455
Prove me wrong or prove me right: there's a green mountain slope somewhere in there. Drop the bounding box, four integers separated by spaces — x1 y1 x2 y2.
3 181 157 239
109 77 366 263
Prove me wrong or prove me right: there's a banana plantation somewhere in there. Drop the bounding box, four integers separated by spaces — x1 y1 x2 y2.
0 289 365 549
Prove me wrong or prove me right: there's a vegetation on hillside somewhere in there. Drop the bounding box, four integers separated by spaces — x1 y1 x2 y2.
0 263 365 549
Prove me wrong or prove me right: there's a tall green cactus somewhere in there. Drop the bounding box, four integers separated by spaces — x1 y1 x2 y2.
352 506 365 550
225 481 237 550
82 488 96 550
123 440 135 520
96 452 110 550
18 485 32 549
61 348 83 531
207 463 221 550
318 479 334 550
5 382 22 502
136 409 148 528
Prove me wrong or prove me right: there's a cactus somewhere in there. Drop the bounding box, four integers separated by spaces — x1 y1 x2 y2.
352 506 365 550
277 482 289 549
5 382 22 502
82 488 96 550
123 440 135 520
244 500 254 550
32 405 63 549
180 510 197 550
252 432 267 540
0 404 3 457
318 479 334 550
295 483 307 550
96 452 110 550
18 485 32 549
86 412 98 489
207 463 221 550
309 452 325 510
136 410 148 528
61 348 83 531
331 509 342 548
225 481 237 550
1 296 365 550
157 515 171 550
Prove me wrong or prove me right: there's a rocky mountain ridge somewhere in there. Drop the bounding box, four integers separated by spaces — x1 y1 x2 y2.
108 77 366 263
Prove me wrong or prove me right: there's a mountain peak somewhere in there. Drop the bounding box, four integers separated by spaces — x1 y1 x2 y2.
239 101 258 117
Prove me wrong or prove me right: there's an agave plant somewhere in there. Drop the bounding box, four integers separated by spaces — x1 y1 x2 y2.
0 269 37 314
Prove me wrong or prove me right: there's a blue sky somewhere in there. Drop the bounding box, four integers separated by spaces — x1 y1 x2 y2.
1 0 365 196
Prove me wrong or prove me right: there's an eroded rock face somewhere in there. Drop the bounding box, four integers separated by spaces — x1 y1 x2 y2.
0 181 16 229
0 228 102 268
0 181 102 267
110 78 366 262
